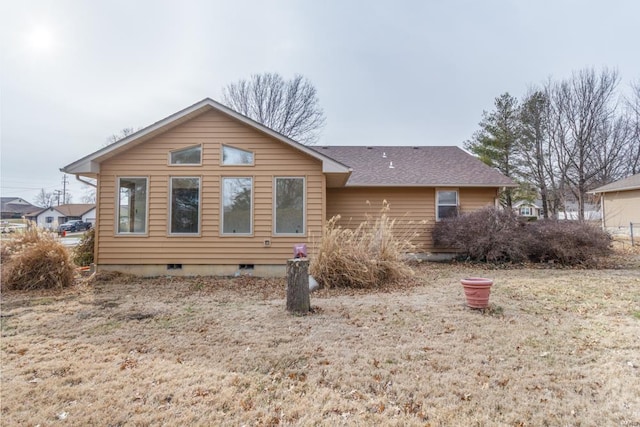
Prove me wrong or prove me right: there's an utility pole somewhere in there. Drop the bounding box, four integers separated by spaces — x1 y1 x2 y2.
62 175 69 205
53 190 62 206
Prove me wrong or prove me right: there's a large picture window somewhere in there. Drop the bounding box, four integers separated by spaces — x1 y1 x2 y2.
222 177 252 234
274 177 305 234
436 190 458 221
170 177 200 234
170 145 201 165
117 177 147 233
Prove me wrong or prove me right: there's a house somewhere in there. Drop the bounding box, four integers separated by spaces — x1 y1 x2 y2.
61 98 515 277
590 173 640 236
28 204 96 230
1 197 39 219
513 200 542 219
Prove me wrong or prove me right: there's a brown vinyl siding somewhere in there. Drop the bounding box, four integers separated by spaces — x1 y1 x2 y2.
326 187 435 251
327 186 498 251
97 109 323 265
602 189 640 228
459 187 499 213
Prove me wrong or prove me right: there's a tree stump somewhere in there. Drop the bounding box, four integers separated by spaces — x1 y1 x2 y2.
286 259 310 314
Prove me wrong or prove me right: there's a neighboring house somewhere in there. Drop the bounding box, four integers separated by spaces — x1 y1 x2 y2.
557 201 601 221
590 173 640 236
1 197 39 219
29 204 96 229
513 200 542 219
61 98 515 276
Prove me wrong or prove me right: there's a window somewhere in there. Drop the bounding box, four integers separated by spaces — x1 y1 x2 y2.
170 145 201 165
222 145 253 165
117 177 147 233
46 216 53 223
170 177 200 234
274 177 305 234
222 177 252 234
520 206 532 216
436 190 458 221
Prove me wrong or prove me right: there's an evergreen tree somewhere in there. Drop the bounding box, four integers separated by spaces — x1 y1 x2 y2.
465 93 521 207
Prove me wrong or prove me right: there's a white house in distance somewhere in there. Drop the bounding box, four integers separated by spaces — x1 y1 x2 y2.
513 200 542 219
29 204 96 230
590 173 640 237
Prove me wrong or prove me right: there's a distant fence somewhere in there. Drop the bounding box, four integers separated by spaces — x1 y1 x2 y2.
632 223 639 247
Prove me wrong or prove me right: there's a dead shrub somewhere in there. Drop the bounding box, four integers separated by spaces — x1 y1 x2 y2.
432 207 528 262
310 202 418 288
527 220 612 265
433 207 612 265
73 228 95 267
1 225 49 260
1 226 75 291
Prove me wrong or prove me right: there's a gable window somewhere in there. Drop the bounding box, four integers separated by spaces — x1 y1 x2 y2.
222 145 253 165
170 177 200 234
436 190 458 221
222 177 252 234
520 206 532 216
46 216 53 223
117 177 147 234
170 145 201 165
274 177 305 234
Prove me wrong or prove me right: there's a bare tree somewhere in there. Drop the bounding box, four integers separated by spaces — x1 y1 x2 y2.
222 73 326 145
591 113 632 185
626 80 640 175
81 186 97 204
104 127 137 147
548 68 621 220
518 89 558 218
33 188 55 208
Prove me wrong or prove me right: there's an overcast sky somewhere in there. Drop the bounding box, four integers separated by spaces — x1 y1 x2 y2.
1 0 639 204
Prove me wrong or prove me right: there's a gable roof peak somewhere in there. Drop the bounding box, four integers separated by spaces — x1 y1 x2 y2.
61 98 350 177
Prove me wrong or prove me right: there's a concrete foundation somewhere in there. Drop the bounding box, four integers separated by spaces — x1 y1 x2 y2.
97 264 286 278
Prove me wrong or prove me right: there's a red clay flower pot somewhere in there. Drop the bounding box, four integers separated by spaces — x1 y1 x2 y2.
460 277 494 309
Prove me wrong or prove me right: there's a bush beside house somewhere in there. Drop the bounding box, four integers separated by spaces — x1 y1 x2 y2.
433 207 611 265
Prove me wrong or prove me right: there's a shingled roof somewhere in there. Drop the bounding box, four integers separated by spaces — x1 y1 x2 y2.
590 173 640 193
28 204 96 218
313 146 516 187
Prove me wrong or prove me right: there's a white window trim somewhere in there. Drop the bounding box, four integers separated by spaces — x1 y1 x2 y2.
520 206 532 216
168 144 203 166
220 144 255 166
168 176 202 236
115 176 149 236
435 188 459 221
273 176 306 236
220 176 254 236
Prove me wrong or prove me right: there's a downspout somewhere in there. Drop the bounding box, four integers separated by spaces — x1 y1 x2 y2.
75 174 97 188
599 193 605 230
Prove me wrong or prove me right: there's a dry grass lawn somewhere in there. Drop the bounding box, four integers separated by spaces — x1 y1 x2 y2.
2 254 640 426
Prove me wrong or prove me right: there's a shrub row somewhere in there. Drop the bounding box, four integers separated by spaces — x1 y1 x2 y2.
433 207 611 265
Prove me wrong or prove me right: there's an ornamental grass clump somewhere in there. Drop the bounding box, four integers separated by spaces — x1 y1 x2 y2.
310 202 419 289
1 226 75 291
